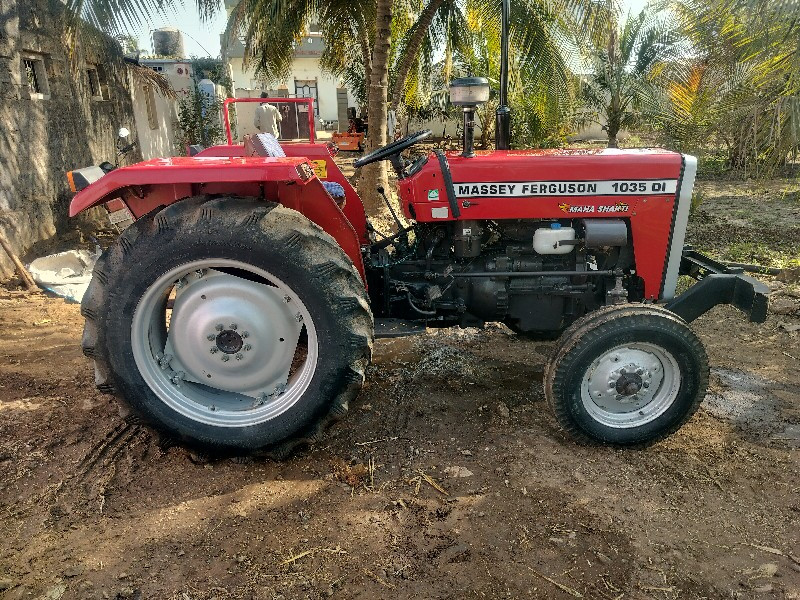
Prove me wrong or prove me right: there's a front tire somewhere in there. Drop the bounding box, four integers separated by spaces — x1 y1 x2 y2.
81 196 373 456
544 305 708 445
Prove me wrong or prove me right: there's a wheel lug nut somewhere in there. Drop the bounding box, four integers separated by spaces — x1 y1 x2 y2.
284 295 291 303
221 355 230 362
207 334 215 341
235 353 243 360
636 368 644 375
295 312 303 322
210 347 218 354
643 382 650 389
241 331 249 339
215 324 224 331
243 344 252 351
230 323 238 330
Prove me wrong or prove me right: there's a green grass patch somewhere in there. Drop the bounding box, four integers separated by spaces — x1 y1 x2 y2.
722 241 800 269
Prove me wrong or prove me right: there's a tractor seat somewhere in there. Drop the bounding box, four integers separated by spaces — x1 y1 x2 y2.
243 133 345 205
245 133 286 158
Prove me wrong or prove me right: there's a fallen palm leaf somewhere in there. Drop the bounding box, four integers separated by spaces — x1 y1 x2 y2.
408 469 449 496
280 546 347 566
750 544 784 556
363 568 395 588
528 567 583 598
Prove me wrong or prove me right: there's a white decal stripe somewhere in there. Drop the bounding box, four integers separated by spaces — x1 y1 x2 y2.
661 156 697 300
454 180 678 198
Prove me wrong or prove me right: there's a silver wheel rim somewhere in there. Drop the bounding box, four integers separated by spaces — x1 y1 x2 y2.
131 259 318 427
580 342 681 428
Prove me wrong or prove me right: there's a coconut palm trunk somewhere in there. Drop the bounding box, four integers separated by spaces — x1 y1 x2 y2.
389 0 445 111
358 0 394 213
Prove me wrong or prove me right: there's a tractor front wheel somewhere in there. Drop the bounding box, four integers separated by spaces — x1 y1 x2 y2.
544 305 708 445
81 196 373 456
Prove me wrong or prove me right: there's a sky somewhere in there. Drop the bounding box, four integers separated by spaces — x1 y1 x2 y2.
133 0 650 59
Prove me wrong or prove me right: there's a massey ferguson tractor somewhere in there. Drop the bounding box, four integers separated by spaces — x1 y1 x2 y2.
66 4 768 457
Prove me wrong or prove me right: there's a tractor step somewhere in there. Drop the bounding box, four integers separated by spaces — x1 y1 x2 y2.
375 318 427 338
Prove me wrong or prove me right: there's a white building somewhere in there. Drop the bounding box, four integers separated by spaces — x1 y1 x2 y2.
221 0 356 140
128 56 198 159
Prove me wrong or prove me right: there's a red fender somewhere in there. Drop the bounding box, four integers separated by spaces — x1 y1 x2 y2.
69 156 366 281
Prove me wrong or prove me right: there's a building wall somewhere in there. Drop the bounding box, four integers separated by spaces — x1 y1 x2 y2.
129 75 179 160
0 0 139 276
140 59 193 93
137 58 195 158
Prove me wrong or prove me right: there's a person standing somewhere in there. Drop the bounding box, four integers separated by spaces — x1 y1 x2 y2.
253 92 282 138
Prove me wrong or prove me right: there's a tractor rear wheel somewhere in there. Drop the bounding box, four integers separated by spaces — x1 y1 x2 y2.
81 196 373 456
544 305 708 445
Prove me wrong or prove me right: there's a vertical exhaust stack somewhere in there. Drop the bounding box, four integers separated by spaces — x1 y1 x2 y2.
495 0 511 150
449 77 490 158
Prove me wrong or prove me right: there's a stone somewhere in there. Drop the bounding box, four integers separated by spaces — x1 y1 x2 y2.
771 297 799 316
64 564 84 578
497 402 511 419
444 466 473 478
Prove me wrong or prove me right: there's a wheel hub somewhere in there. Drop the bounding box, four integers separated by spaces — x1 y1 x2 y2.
161 268 304 398
581 343 680 428
615 370 643 396
216 329 243 354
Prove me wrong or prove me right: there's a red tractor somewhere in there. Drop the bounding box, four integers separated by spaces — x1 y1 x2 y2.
67 14 767 457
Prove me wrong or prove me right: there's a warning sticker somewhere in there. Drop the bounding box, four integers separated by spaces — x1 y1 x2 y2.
310 159 328 179
427 189 440 200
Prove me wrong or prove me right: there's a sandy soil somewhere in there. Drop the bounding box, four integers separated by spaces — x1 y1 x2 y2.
0 181 799 600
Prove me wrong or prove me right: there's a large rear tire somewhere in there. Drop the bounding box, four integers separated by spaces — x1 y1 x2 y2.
544 305 708 445
81 196 373 456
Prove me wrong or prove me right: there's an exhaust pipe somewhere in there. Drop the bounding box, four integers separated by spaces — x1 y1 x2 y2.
495 0 511 150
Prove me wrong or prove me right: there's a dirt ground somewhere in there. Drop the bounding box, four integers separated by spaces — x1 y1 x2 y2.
0 180 799 600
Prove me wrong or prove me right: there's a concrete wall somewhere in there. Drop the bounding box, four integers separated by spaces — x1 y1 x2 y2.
129 73 179 159
0 0 139 276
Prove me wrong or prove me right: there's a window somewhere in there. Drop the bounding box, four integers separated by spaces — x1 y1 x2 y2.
294 79 318 115
87 68 101 99
150 65 164 72
22 55 49 98
143 85 158 130
87 65 110 100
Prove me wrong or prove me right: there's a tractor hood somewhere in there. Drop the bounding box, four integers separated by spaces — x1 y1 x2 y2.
397 147 695 302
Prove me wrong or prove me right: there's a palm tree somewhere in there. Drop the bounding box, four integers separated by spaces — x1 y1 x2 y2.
660 0 800 171
224 0 403 209
68 0 613 208
578 4 679 147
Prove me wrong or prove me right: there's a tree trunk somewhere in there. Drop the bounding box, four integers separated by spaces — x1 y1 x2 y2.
389 0 445 112
358 0 393 214
358 12 373 109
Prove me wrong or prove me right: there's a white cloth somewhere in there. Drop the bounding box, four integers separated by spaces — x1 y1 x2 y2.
254 103 282 137
28 249 101 302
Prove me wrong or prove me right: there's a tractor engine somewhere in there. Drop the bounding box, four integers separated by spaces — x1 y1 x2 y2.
370 218 637 332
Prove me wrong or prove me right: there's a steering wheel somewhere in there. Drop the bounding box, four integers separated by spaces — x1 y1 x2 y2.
353 130 432 168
